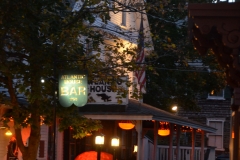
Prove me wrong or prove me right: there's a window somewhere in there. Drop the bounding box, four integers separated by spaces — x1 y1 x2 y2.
85 41 93 56
109 0 115 9
207 89 225 100
121 10 126 26
121 0 127 27
63 128 83 160
207 118 225 151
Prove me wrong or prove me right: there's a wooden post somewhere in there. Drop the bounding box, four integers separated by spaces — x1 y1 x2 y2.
233 109 239 160
153 121 159 160
168 123 174 160
232 88 240 160
176 125 181 160
191 129 196 160
136 120 142 160
200 130 205 160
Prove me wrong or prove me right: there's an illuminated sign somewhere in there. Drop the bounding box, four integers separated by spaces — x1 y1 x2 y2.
87 77 128 104
59 71 88 107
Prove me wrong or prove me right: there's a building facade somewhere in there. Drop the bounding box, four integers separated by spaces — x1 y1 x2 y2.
178 91 232 156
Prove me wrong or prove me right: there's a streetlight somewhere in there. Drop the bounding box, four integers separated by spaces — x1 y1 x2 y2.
111 136 119 160
172 105 178 115
41 77 57 160
95 133 104 160
172 105 178 111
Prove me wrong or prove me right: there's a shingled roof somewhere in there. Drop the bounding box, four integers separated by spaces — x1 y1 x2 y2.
81 99 217 133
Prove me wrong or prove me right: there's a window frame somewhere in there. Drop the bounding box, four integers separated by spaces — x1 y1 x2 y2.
121 10 126 26
207 89 225 100
206 118 225 151
121 0 127 27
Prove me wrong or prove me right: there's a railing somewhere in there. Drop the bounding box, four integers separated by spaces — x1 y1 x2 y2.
158 145 202 160
156 145 215 160
142 137 215 160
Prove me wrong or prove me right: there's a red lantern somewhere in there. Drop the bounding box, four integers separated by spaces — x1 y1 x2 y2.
118 121 135 130
158 122 170 136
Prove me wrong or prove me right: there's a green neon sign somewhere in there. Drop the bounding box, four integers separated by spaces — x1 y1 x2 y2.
59 70 88 107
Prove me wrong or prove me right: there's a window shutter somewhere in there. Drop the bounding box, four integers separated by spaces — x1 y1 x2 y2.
224 86 233 100
200 91 208 99
39 140 45 158
122 11 126 26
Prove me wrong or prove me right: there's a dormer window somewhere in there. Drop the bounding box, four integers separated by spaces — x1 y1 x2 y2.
207 89 225 100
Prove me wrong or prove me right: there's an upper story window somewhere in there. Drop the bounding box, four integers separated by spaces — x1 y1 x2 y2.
108 0 115 9
85 41 93 56
205 86 232 100
121 9 126 26
121 0 127 26
207 89 225 100
207 118 225 151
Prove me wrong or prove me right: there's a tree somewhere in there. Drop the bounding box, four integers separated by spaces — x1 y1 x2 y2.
143 0 226 111
0 0 143 160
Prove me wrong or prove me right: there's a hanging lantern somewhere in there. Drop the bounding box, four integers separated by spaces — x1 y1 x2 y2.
158 129 170 136
158 122 170 136
118 121 135 130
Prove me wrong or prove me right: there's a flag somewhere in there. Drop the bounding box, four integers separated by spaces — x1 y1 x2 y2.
135 15 146 93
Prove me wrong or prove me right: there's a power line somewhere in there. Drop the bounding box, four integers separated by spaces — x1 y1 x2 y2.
154 67 223 73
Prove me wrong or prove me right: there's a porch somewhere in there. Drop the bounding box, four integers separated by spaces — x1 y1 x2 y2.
82 99 217 160
142 137 215 160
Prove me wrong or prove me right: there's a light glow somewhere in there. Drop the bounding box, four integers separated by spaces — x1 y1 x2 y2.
111 137 119 147
5 130 12 136
172 105 178 111
158 129 170 136
118 121 135 130
95 134 104 145
133 145 138 153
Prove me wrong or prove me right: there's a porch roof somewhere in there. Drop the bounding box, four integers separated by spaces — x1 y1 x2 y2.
81 99 217 133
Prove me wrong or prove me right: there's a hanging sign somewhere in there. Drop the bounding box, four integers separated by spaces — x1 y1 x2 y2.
59 70 88 107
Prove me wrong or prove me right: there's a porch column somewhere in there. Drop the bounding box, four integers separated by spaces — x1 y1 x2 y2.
200 130 205 160
168 123 174 160
232 106 240 160
232 88 240 160
153 121 159 160
191 129 196 160
176 125 181 160
136 120 142 160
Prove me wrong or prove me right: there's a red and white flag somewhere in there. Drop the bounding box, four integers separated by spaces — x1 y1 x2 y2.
135 15 146 94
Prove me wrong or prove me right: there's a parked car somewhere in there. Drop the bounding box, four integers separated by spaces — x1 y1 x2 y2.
216 154 229 160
